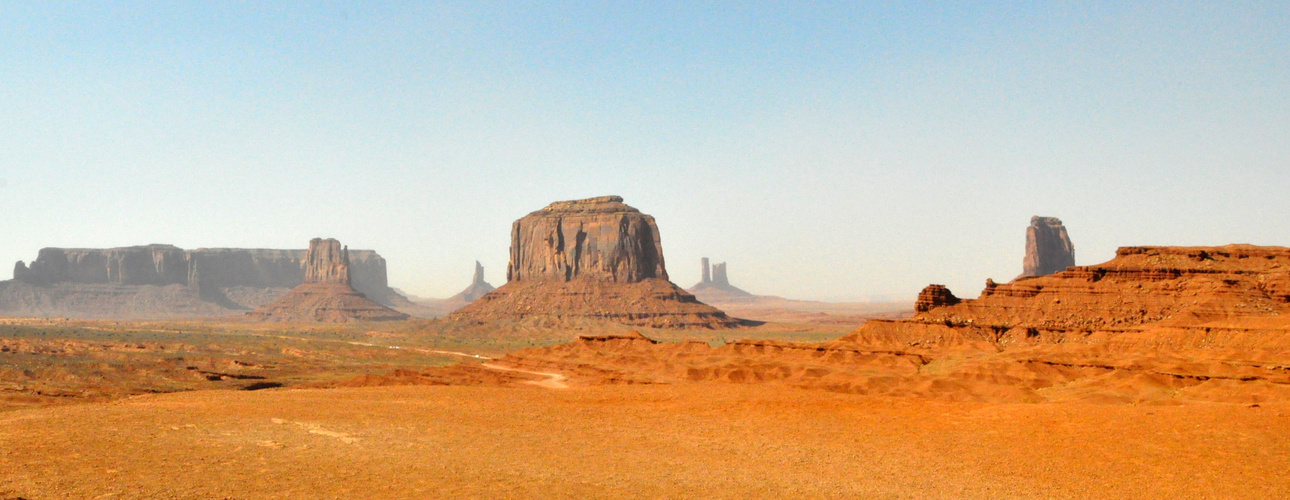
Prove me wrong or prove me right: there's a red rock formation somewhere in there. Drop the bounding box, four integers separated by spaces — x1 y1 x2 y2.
13 245 189 286
913 284 960 313
447 261 495 303
451 196 738 329
459 244 1290 405
247 238 408 323
304 238 350 284
5 244 411 318
506 195 666 283
712 262 729 286
1020 216 1075 278
688 258 753 303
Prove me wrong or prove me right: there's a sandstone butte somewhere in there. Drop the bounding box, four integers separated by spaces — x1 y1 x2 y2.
246 238 409 323
687 257 754 303
449 195 739 328
1020 215 1076 278
435 244 1290 404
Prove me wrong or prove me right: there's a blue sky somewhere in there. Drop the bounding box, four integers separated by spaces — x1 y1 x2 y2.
2 2 1287 300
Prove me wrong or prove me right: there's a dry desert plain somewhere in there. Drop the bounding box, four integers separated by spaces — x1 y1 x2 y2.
5 248 1290 500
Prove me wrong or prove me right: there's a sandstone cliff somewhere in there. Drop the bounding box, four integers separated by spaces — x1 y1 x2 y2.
304 238 350 284
506 195 667 283
484 244 1290 405
1020 216 1075 278
913 284 959 313
247 238 408 323
6 244 411 317
13 245 189 286
452 196 737 329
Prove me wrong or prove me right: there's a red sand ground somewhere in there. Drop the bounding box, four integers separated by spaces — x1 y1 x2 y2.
3 384 1288 499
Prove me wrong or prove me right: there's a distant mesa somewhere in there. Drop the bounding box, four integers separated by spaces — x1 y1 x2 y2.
448 261 496 303
246 238 409 322
1019 216 1075 279
687 258 753 303
450 195 739 329
0 242 411 319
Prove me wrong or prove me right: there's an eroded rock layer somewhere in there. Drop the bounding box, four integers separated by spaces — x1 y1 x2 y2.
451 196 737 329
244 283 410 323
247 239 408 323
450 278 739 328
1020 216 1075 278
468 244 1290 404
4 244 410 318
506 196 666 283
914 284 959 313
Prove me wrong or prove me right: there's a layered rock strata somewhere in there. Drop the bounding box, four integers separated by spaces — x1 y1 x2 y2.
1020 216 1075 278
462 244 1290 404
506 195 667 283
913 284 959 313
247 238 409 322
451 196 737 329
4 244 410 318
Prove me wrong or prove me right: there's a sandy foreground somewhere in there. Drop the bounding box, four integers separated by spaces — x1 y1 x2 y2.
2 383 1288 499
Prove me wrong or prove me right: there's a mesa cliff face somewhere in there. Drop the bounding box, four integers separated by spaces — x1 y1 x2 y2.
1020 216 1075 278
14 245 190 287
5 244 410 318
247 238 408 323
452 196 737 329
304 238 350 285
506 196 667 283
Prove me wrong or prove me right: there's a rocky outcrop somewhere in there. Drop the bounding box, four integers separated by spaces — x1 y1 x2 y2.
475 244 1290 405
506 195 667 283
452 196 738 329
304 238 350 284
713 262 728 286
247 238 409 323
688 258 753 303
8 244 411 315
1020 216 1075 278
448 261 496 303
913 284 959 313
13 245 189 286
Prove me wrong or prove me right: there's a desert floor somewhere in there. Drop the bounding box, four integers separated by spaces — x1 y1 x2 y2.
3 382 1288 499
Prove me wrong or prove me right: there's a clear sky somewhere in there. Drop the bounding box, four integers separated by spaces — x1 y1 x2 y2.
2 2 1287 301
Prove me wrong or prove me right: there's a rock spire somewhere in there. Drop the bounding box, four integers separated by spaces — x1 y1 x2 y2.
447 261 496 303
1021 216 1075 278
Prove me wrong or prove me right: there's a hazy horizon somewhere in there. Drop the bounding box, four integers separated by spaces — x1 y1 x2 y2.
3 3 1287 301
